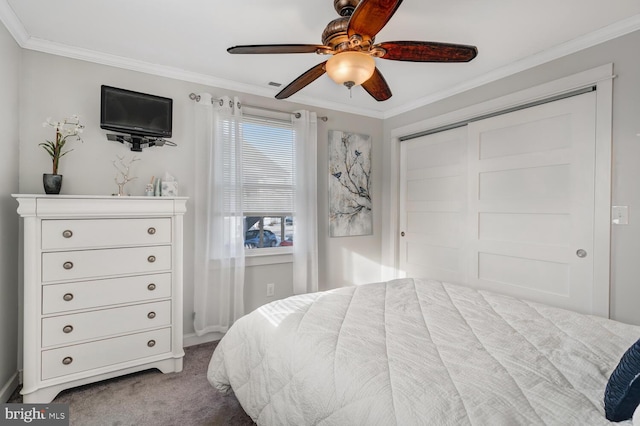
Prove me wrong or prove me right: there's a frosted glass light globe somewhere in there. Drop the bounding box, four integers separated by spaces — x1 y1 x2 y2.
326 52 375 87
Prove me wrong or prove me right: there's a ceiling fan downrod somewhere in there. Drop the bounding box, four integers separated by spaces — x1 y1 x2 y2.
334 0 359 16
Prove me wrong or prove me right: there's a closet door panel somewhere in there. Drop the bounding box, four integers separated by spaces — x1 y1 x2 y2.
467 92 597 314
399 127 468 284
398 91 602 316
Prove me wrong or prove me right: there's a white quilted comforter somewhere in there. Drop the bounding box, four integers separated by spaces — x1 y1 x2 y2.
208 278 640 425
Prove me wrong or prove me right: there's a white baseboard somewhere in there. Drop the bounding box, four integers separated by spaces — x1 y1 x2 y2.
1 371 20 403
183 332 223 348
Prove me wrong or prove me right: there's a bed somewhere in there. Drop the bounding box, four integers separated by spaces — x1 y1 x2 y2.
208 278 640 425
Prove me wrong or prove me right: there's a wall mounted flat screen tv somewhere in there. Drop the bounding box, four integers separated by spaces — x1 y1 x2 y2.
100 85 173 138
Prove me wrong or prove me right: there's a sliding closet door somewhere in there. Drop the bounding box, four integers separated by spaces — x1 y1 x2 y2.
398 91 603 315
467 92 597 314
398 127 468 283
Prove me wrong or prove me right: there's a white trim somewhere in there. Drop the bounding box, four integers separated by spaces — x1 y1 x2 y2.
183 332 223 348
391 64 614 139
383 15 640 119
0 0 636 119
1 371 19 402
381 134 401 283
384 63 613 317
0 0 28 45
17 36 386 120
592 76 614 318
245 251 293 267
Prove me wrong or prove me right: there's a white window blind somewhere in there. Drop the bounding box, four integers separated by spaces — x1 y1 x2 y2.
241 114 295 215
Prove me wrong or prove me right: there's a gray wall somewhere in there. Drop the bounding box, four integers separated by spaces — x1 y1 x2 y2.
17 50 384 330
382 29 640 326
0 22 20 400
6 20 638 402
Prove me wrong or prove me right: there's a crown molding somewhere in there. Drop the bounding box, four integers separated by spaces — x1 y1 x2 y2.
22 36 385 119
1 0 637 121
23 37 273 94
0 0 27 45
383 13 640 119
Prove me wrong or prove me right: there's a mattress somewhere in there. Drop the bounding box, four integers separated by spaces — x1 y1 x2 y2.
208 278 639 425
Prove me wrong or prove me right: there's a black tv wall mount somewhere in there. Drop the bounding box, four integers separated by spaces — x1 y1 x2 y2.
106 134 177 152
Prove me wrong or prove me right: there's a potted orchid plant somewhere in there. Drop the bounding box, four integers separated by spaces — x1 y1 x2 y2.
40 115 84 194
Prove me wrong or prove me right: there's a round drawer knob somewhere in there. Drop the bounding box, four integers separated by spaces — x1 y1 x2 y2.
62 357 73 365
147 340 156 348
63 293 74 302
63 261 74 270
147 227 156 235
147 311 156 319
62 325 74 334
147 255 156 263
147 283 156 291
62 230 73 238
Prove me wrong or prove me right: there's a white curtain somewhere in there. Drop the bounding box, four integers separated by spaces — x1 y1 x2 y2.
193 94 245 335
292 111 319 294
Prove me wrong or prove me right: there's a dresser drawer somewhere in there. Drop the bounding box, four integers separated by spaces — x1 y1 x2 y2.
42 300 171 348
42 246 171 283
42 218 172 250
42 273 171 314
41 328 171 380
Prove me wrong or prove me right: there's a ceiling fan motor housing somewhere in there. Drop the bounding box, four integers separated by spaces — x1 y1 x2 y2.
322 17 350 49
322 16 373 52
334 0 360 16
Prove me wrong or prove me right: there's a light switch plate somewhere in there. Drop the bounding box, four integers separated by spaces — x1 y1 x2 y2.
612 205 629 225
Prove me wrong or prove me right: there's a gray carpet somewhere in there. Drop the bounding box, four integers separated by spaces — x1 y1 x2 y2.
9 341 254 426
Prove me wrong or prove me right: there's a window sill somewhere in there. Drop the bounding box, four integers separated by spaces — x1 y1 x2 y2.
245 247 293 267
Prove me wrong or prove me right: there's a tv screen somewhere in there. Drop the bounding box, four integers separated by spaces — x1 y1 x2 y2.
100 85 173 138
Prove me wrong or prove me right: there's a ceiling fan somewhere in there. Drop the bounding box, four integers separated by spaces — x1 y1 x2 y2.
227 0 478 101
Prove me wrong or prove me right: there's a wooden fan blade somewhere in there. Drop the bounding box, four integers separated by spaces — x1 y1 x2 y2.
228 44 328 54
377 41 478 62
348 0 403 40
361 68 392 101
276 61 327 99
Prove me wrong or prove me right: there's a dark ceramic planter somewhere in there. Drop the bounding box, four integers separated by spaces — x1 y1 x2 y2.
43 173 63 195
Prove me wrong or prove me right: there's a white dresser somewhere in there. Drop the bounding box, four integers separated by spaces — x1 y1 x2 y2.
13 195 187 403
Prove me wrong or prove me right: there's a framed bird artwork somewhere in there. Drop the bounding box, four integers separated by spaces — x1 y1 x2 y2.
328 130 372 237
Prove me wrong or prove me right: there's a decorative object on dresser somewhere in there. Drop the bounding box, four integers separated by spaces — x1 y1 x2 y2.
112 154 140 196
13 194 187 403
39 115 84 194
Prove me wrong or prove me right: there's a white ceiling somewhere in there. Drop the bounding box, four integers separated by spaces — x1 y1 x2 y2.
2 0 640 118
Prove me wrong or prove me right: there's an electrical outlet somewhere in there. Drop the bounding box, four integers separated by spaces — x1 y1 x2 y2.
266 283 275 297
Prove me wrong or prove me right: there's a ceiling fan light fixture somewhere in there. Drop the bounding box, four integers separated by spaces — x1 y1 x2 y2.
325 51 375 87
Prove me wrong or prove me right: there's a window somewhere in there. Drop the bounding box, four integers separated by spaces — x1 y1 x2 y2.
241 114 295 250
